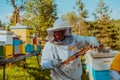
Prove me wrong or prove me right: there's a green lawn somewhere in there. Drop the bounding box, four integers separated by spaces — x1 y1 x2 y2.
0 56 51 80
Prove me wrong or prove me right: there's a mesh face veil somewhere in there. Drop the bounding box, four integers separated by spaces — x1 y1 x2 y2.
47 18 72 41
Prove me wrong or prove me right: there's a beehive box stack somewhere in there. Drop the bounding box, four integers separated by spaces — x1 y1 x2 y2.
20 40 25 54
36 38 41 52
33 37 37 52
13 35 21 55
0 30 14 58
10 23 30 42
33 37 41 52
85 52 117 80
10 23 32 53
0 41 5 59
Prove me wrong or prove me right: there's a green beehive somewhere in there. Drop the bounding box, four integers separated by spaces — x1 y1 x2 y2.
0 41 5 59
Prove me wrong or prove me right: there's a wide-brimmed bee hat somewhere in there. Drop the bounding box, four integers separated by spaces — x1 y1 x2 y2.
47 18 72 41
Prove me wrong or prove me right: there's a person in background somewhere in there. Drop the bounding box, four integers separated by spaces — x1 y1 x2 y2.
40 18 99 80
110 52 120 80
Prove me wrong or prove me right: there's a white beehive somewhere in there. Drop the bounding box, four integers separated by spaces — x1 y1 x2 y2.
85 52 116 80
0 30 14 44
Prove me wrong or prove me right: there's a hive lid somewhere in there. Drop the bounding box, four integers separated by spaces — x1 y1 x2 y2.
0 30 14 35
10 23 30 29
13 34 21 38
91 53 116 58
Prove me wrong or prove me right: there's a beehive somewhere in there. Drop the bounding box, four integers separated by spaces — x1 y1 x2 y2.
85 52 116 80
0 30 13 58
0 41 5 59
13 35 21 55
20 41 25 54
25 44 30 53
10 23 30 42
30 45 34 53
0 30 13 44
4 44 13 58
37 45 40 52
33 44 37 52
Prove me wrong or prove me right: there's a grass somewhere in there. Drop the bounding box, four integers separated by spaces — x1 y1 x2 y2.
0 56 51 80
0 56 89 80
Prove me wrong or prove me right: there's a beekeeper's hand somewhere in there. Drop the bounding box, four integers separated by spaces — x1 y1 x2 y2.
41 59 61 69
110 70 120 80
51 59 62 67
87 37 99 48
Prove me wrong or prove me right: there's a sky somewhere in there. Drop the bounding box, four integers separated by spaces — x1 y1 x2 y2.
0 0 120 23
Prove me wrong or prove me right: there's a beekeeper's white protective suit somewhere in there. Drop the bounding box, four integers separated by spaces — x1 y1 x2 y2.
40 18 99 80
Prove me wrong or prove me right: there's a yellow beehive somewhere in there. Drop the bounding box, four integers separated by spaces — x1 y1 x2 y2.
4 44 13 58
26 37 30 44
20 42 25 54
10 23 31 42
33 44 37 51
30 37 33 44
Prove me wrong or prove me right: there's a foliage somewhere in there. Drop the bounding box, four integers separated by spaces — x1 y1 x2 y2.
63 0 88 35
7 0 26 25
0 20 6 29
62 0 120 50
75 0 88 35
22 0 57 40
109 19 120 50
62 11 78 34
91 0 120 50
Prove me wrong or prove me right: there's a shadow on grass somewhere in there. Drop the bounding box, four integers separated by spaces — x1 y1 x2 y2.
26 66 51 80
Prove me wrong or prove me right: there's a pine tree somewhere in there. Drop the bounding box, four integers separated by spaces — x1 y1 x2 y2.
92 0 112 47
62 0 88 35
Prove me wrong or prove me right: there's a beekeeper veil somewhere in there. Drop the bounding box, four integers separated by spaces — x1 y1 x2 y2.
47 18 72 41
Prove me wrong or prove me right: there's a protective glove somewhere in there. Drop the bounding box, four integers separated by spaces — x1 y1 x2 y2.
110 70 120 80
41 59 62 69
51 59 62 68
87 37 99 48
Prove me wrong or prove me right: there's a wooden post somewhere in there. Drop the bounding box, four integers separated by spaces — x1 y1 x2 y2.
3 64 5 80
23 59 26 70
36 53 41 72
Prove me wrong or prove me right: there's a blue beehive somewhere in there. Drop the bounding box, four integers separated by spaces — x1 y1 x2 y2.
13 39 20 46
25 44 34 53
25 44 31 53
92 69 111 80
85 52 116 80
37 45 40 52
13 35 21 55
30 45 34 53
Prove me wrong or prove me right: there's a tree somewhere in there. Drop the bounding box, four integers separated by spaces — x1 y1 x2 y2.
110 19 120 50
92 0 113 47
22 0 57 40
62 11 78 34
63 0 88 35
0 20 6 29
75 0 88 35
7 0 26 25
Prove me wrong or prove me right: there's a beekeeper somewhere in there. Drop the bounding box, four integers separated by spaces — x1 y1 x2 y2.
40 18 99 80
110 52 120 80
